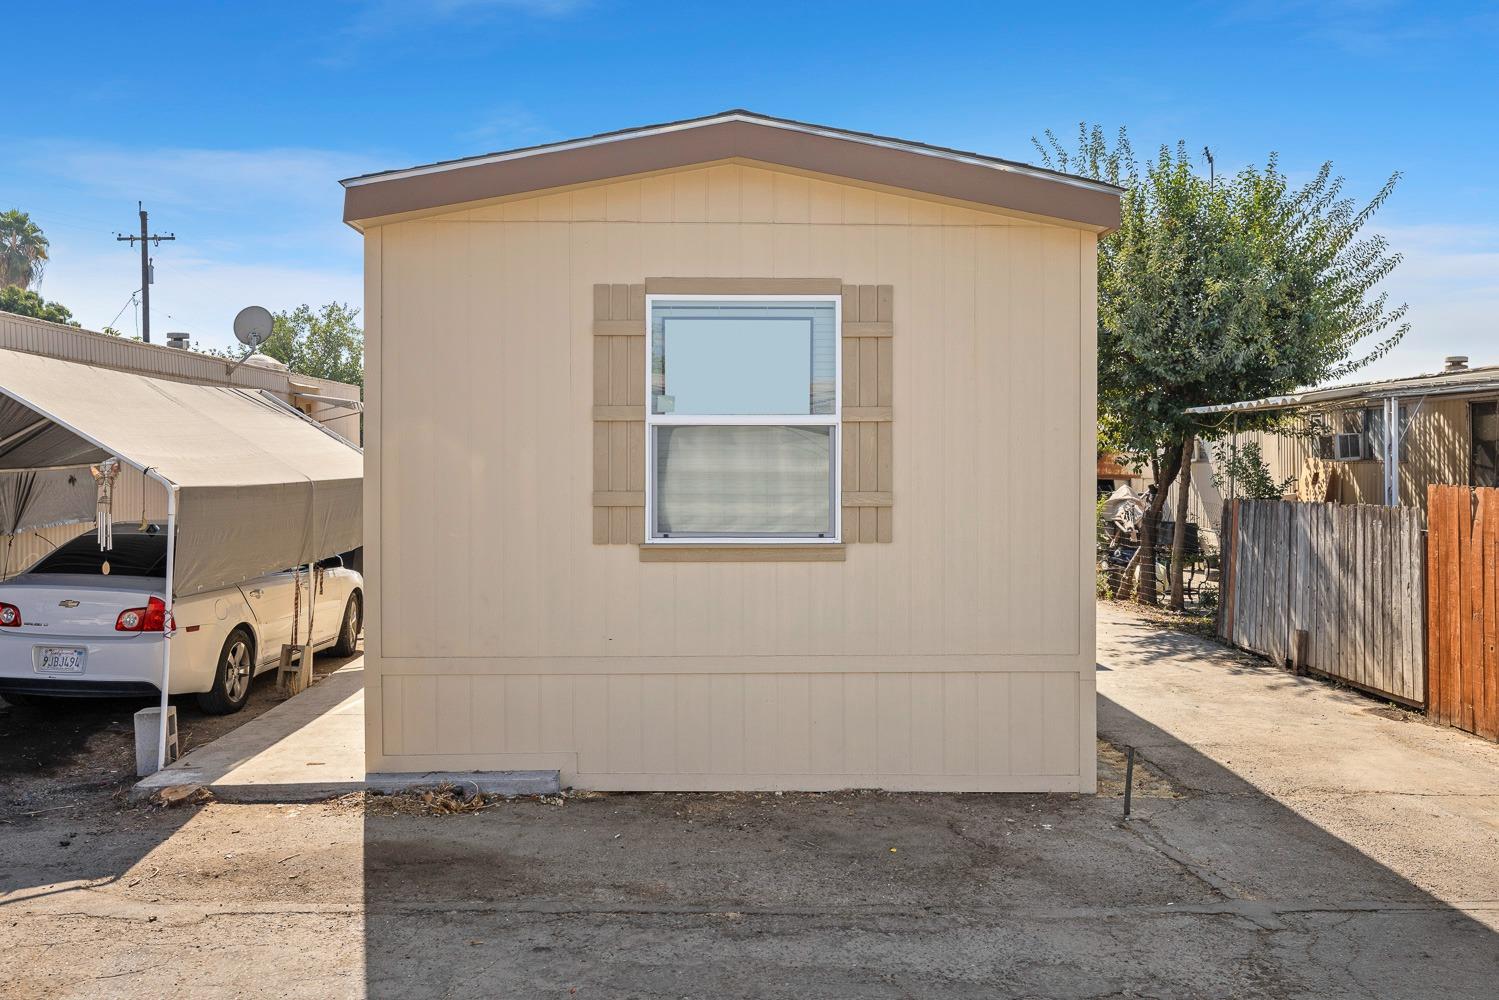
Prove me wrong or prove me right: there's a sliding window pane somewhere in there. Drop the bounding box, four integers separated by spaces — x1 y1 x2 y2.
653 425 834 537
651 300 836 415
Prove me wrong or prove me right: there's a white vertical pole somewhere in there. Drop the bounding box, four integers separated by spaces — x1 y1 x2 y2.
156 483 178 772
1387 396 1401 506
307 561 316 655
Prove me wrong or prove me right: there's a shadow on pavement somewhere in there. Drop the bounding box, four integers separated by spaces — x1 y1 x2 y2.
0 645 361 904
360 697 1499 998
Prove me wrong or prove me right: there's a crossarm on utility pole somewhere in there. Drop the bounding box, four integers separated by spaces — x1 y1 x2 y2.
115 202 175 344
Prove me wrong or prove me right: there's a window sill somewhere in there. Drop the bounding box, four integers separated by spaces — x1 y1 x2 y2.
638 544 846 563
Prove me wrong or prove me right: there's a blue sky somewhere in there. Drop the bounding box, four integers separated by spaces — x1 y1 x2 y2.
7 0 1497 382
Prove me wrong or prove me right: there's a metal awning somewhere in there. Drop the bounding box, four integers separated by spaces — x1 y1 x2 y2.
1185 365 1499 416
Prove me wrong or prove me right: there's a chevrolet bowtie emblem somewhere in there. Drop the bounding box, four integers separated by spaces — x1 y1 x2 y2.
59 599 80 608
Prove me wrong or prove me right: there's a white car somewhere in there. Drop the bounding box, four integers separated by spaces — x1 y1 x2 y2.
0 525 362 713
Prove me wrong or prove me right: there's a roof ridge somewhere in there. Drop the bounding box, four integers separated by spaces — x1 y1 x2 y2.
339 109 1123 193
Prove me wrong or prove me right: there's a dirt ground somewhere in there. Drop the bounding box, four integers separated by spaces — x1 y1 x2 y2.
2 615 1497 999
0 644 361 818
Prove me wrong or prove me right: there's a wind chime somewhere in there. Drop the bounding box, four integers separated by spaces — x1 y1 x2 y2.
90 458 120 551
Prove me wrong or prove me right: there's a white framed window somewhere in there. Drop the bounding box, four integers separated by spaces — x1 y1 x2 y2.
645 294 841 543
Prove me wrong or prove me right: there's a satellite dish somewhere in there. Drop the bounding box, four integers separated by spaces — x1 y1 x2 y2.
233 305 274 348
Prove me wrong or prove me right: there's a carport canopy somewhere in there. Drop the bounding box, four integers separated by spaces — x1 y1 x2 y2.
0 347 362 597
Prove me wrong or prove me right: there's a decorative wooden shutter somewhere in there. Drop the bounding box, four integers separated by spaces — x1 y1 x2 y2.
592 283 646 543
841 284 893 542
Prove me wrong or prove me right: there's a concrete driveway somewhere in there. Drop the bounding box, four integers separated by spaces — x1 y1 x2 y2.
1096 601 1499 919
1 605 1495 998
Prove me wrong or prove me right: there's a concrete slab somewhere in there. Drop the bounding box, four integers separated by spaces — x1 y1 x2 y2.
130 659 558 802
131 660 367 803
10 606 1499 996
366 771 560 796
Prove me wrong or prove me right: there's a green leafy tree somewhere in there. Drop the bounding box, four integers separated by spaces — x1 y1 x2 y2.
1034 125 1406 606
260 302 364 386
0 285 78 325
0 210 50 290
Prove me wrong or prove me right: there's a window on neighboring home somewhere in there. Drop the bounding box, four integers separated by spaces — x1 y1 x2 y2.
1314 406 1411 462
1473 400 1499 488
646 296 840 542
1315 409 1369 461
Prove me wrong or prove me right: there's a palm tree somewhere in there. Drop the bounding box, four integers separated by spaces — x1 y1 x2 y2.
0 210 50 290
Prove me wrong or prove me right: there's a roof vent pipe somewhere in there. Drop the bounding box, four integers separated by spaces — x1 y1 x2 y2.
1444 355 1469 372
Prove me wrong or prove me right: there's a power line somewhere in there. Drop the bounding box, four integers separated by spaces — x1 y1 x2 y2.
115 202 175 344
107 289 140 331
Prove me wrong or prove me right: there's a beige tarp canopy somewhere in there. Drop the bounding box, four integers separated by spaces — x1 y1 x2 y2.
0 348 361 597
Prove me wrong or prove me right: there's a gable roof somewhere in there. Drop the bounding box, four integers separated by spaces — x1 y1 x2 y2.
341 110 1122 231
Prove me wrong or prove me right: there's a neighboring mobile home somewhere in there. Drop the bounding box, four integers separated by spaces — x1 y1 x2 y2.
1189 357 1499 514
344 111 1120 792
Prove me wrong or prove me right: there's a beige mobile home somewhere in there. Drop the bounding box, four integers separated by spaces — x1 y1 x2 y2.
345 111 1120 792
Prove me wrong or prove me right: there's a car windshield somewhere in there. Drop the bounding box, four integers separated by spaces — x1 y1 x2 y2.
27 529 168 578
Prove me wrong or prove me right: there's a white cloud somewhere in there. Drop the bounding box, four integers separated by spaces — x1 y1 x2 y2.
36 144 363 206
325 0 589 62
1344 222 1499 381
458 104 557 148
1216 0 1473 56
25 142 375 257
11 141 369 350
42 243 361 353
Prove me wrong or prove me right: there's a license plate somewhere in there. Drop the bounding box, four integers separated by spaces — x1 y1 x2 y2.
36 647 87 674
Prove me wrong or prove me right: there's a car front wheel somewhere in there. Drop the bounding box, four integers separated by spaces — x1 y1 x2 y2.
197 627 254 714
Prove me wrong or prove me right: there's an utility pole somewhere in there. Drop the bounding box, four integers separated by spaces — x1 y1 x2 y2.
116 203 174 343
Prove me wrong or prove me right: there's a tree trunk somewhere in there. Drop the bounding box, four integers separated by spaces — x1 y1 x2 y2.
1136 443 1184 607
1168 435 1195 611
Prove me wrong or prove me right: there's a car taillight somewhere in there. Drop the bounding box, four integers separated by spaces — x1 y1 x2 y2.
117 596 169 632
0 603 20 627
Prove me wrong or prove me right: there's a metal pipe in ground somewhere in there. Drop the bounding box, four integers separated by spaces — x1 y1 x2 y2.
1123 747 1135 820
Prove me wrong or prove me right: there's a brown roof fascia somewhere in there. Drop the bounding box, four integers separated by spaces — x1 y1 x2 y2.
342 116 1121 232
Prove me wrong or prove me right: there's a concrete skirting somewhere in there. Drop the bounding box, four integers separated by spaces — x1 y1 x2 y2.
132 772 365 804
132 770 562 804
366 771 560 797
128 658 560 803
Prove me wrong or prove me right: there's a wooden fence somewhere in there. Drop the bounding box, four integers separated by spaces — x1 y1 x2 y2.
1219 500 1426 705
1426 486 1499 741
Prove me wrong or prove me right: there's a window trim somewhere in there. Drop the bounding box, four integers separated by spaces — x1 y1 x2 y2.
644 292 843 545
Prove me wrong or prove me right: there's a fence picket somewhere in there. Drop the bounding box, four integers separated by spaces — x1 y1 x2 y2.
1223 499 1425 706
1423 486 1499 740
1482 493 1498 740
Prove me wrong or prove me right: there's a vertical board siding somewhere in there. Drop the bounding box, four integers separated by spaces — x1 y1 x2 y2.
1221 499 1425 705
1427 485 1499 741
370 163 1095 790
377 669 1085 789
